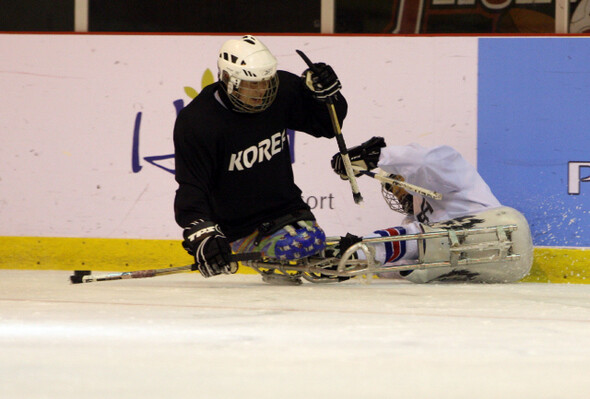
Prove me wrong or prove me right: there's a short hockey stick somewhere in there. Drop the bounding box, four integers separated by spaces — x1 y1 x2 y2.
296 49 363 205
351 165 443 200
69 252 262 284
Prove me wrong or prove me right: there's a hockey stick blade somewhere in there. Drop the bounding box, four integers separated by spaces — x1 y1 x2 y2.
69 252 262 284
295 49 363 204
295 49 316 71
352 166 443 200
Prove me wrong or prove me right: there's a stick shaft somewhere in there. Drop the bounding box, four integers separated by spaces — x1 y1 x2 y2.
326 101 363 204
352 166 443 200
72 252 261 284
295 49 363 204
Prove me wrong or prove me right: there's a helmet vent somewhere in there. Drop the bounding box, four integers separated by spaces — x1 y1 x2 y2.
221 53 240 64
243 37 256 45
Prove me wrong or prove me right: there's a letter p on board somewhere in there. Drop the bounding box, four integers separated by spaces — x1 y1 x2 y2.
568 162 590 195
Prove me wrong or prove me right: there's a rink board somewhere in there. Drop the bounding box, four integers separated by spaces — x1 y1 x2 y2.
1 236 588 284
2 34 473 241
477 38 590 248
1 34 588 282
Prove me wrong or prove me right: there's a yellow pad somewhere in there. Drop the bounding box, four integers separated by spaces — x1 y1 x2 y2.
1 236 588 282
522 247 590 284
1 236 192 271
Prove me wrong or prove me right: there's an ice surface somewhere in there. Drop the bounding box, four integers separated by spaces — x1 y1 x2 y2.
1 270 589 399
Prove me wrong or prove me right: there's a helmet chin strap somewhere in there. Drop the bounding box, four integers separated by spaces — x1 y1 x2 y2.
214 85 234 111
226 76 240 95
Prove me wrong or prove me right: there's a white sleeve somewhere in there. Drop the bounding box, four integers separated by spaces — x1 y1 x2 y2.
377 143 501 221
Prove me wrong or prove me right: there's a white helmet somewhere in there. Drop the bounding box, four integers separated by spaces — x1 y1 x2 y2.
217 35 279 113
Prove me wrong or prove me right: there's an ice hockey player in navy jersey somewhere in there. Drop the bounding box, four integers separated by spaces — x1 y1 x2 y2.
174 35 347 278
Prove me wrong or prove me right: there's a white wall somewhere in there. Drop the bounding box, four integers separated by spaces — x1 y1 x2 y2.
0 34 477 239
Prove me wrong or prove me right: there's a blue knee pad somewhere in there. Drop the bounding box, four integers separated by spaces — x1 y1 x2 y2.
274 221 326 260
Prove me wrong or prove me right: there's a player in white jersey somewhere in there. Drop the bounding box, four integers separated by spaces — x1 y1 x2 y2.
331 137 533 283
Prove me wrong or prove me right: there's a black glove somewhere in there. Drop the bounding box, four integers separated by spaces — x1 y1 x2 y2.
323 233 363 282
331 136 386 179
301 62 341 101
182 220 237 278
338 233 363 255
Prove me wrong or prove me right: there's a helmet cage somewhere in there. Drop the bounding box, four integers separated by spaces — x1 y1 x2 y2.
381 175 414 216
221 72 279 113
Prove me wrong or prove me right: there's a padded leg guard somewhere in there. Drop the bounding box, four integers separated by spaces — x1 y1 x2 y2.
231 220 326 261
404 206 533 283
274 221 326 260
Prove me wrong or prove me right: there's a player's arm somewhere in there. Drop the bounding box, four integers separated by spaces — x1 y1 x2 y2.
173 118 236 278
173 115 216 226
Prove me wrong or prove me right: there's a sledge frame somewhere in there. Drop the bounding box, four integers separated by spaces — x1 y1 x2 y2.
242 224 522 285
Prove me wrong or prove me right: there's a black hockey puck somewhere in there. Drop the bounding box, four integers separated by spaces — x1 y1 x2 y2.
70 270 91 284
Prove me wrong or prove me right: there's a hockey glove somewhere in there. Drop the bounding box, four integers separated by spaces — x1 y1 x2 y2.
182 220 237 278
331 136 386 179
325 233 363 259
301 62 342 101
323 233 363 282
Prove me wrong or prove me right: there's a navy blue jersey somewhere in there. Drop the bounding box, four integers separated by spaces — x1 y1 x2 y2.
174 70 347 241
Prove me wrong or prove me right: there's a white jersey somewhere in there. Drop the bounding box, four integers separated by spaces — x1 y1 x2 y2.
377 143 501 224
